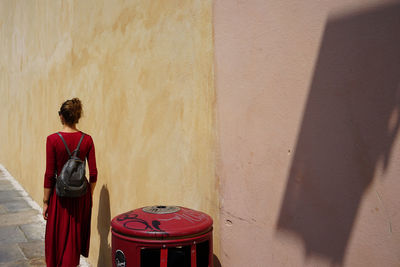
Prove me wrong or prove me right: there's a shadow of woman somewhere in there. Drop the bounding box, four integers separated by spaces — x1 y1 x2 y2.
213 254 222 267
97 185 112 267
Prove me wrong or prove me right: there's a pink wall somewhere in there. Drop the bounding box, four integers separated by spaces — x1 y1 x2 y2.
214 0 400 266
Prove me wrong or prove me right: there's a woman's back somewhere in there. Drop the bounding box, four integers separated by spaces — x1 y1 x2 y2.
44 132 97 189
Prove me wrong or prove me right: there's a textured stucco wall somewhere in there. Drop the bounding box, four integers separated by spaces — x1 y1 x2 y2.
214 0 400 266
0 0 218 265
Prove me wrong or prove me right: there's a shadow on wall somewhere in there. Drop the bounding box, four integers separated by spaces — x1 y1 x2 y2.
276 3 400 265
97 185 112 267
213 254 222 267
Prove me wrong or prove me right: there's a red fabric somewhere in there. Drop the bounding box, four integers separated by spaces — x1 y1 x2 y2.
44 131 98 267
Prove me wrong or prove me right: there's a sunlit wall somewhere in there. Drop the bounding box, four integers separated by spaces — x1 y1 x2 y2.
0 0 218 265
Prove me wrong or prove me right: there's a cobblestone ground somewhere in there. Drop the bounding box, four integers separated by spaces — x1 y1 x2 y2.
0 165 90 267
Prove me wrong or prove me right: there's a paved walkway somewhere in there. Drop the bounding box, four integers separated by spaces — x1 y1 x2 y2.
0 165 90 266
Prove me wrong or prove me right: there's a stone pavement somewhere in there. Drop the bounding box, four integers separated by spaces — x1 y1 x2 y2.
0 165 90 266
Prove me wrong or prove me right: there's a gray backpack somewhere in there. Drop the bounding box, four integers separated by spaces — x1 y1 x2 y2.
56 132 88 197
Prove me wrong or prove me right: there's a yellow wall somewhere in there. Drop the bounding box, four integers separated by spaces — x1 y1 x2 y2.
0 0 218 265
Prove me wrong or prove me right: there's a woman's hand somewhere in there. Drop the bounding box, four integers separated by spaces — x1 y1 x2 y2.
43 202 49 220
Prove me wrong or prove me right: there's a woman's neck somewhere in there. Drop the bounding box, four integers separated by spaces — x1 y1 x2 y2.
61 124 79 133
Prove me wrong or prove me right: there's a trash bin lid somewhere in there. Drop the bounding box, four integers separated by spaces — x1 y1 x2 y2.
111 206 213 239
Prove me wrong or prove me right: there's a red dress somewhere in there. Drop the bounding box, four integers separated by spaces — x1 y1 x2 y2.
44 131 98 267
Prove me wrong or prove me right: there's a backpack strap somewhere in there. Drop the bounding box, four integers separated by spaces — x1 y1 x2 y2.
72 133 86 157
56 132 86 157
57 132 72 157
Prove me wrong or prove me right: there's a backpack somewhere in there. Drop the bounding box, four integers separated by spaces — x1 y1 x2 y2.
55 132 88 197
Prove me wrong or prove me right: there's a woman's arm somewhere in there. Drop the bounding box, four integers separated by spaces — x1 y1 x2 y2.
87 136 98 190
90 182 96 195
43 188 52 220
43 136 56 220
44 136 56 188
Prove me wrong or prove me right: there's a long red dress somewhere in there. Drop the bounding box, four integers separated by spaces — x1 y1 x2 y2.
44 131 98 267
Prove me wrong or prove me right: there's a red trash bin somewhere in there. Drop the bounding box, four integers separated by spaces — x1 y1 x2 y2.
111 205 213 267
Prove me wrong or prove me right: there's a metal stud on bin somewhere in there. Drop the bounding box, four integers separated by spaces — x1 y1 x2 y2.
111 205 213 267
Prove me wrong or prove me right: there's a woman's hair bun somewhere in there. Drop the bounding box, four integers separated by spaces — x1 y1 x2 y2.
59 98 83 125
71 98 81 104
71 98 82 111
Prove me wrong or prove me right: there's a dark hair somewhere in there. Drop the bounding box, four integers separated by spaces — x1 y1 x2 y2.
59 98 83 125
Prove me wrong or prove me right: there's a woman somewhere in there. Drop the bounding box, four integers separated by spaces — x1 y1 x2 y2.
43 98 97 267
